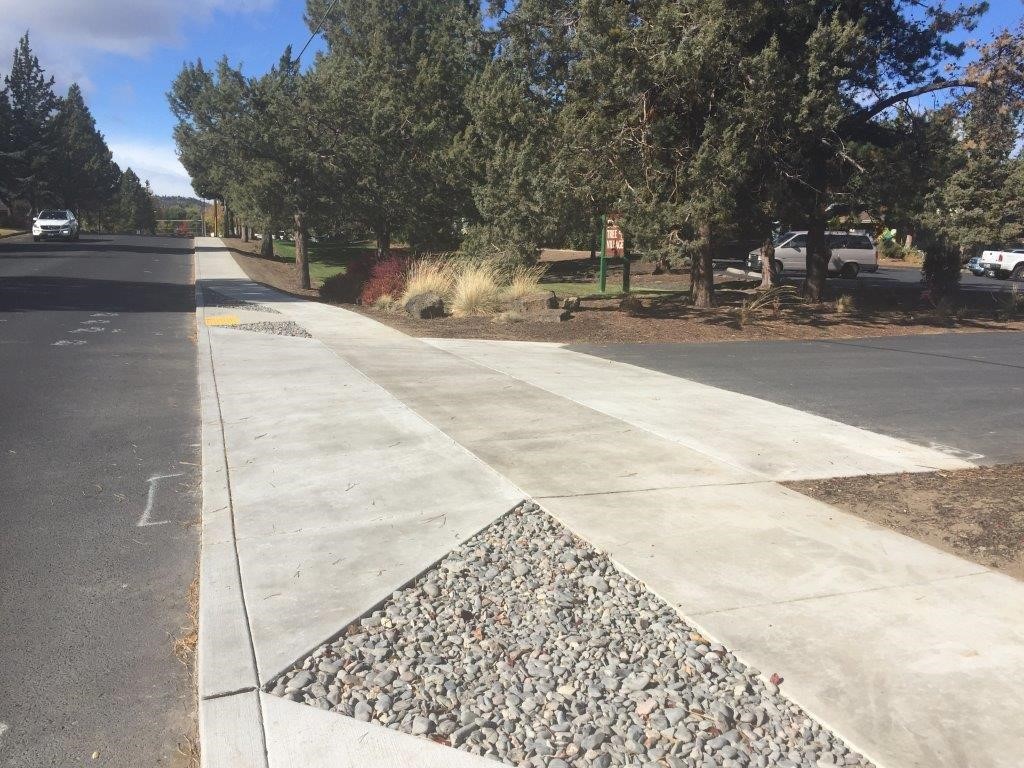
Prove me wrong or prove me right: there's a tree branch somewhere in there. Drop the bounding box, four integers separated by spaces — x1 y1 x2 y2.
850 78 979 124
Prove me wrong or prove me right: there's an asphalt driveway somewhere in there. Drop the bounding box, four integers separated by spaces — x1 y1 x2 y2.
572 331 1024 465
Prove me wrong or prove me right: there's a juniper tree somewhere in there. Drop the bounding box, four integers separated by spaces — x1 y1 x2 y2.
50 84 120 220
4 33 60 218
306 0 486 254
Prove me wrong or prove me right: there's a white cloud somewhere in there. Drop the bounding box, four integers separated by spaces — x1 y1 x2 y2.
108 139 197 197
0 0 274 89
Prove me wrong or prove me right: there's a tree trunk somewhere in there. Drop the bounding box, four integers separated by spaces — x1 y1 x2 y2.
590 213 600 261
376 223 391 259
213 200 220 237
759 237 777 290
803 212 828 302
690 221 715 308
242 224 250 242
294 212 311 289
260 222 274 258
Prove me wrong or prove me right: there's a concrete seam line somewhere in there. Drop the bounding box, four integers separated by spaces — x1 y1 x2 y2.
689 567 992 619
194 245 270 767
258 498 531 691
535 497 893 768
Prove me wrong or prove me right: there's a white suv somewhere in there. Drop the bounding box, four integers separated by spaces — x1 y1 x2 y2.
32 209 80 242
748 231 878 278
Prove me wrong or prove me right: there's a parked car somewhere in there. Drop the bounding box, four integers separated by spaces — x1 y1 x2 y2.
747 230 878 278
32 209 80 241
978 247 1024 280
966 255 987 276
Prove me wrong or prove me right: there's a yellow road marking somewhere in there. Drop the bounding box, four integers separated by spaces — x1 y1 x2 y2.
205 314 240 326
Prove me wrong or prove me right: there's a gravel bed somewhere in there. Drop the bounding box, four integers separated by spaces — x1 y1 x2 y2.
271 503 871 768
202 287 280 313
234 320 312 338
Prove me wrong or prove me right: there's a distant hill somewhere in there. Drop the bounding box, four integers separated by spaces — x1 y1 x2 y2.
154 195 204 208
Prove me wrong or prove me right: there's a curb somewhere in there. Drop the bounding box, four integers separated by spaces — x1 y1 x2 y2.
194 243 269 767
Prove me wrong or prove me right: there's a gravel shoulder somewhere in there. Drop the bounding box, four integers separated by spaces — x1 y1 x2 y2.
785 465 1024 581
271 503 872 768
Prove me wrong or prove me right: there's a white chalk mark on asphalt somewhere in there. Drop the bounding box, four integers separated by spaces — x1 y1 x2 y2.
137 473 184 527
52 339 86 346
91 312 119 317
69 326 105 333
0 722 8 747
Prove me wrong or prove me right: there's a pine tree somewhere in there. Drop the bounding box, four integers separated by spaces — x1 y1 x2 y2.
307 0 486 253
50 84 119 220
4 33 60 218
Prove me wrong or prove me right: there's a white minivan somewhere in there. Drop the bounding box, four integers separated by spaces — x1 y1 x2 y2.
747 231 878 278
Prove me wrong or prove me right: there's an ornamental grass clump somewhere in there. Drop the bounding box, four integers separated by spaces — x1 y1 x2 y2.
504 263 547 301
450 261 503 317
402 257 455 304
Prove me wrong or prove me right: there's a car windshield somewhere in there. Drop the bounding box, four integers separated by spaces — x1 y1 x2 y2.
38 210 67 219
773 231 795 246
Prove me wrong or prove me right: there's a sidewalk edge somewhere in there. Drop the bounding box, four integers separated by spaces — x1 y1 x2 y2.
194 241 269 767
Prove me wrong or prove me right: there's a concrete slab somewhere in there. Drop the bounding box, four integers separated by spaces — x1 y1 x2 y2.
423 338 974 480
541 484 986 615
700 572 1024 768
197 254 524 685
262 693 494 768
197 241 1024 768
199 691 267 768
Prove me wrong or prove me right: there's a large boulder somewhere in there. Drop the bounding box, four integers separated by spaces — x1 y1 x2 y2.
515 291 559 313
404 292 445 319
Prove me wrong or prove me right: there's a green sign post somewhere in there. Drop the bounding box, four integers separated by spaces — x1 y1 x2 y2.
599 214 609 294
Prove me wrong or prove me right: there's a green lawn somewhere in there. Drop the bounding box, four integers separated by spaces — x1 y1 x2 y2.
272 241 363 283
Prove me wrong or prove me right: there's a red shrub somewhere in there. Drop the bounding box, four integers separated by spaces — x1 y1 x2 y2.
319 253 374 303
360 255 409 305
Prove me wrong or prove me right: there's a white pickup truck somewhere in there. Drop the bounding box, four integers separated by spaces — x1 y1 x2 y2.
979 247 1024 280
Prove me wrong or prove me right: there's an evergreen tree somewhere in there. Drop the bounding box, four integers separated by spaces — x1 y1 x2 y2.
50 84 119 220
0 81 13 213
308 0 486 253
4 33 60 218
114 168 156 234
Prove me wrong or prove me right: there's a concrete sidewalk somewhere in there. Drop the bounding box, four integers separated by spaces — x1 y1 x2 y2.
194 238 1024 768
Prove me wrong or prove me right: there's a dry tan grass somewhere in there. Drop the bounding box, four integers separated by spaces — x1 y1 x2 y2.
450 262 503 317
402 257 455 303
373 294 400 313
493 309 525 324
834 294 856 315
173 567 200 768
504 263 548 301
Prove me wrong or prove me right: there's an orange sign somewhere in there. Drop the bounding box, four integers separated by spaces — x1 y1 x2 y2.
605 214 624 257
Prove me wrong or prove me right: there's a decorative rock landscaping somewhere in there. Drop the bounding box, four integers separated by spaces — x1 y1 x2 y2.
235 320 312 338
270 502 872 768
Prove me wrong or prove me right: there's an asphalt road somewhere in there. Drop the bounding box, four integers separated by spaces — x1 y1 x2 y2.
0 235 199 767
573 331 1024 465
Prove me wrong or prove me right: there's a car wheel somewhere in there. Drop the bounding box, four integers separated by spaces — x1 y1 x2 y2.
32 236 39 242
840 262 860 279
1011 264 1024 281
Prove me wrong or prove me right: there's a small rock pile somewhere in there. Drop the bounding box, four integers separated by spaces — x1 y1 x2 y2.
202 287 280 314
235 320 312 338
271 502 872 768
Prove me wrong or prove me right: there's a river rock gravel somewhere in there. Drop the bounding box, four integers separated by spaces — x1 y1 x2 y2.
234 320 312 338
270 502 872 768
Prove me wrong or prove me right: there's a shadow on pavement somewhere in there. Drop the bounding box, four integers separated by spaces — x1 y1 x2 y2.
0 236 192 257
0 276 195 313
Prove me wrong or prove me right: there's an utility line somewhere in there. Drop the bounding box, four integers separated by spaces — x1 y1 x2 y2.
295 0 341 62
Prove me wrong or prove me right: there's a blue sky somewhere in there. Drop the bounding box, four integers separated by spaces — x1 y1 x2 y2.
0 0 1020 197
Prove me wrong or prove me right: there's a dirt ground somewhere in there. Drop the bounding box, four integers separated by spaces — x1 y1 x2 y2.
226 248 1024 344
226 240 322 299
787 466 1024 581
